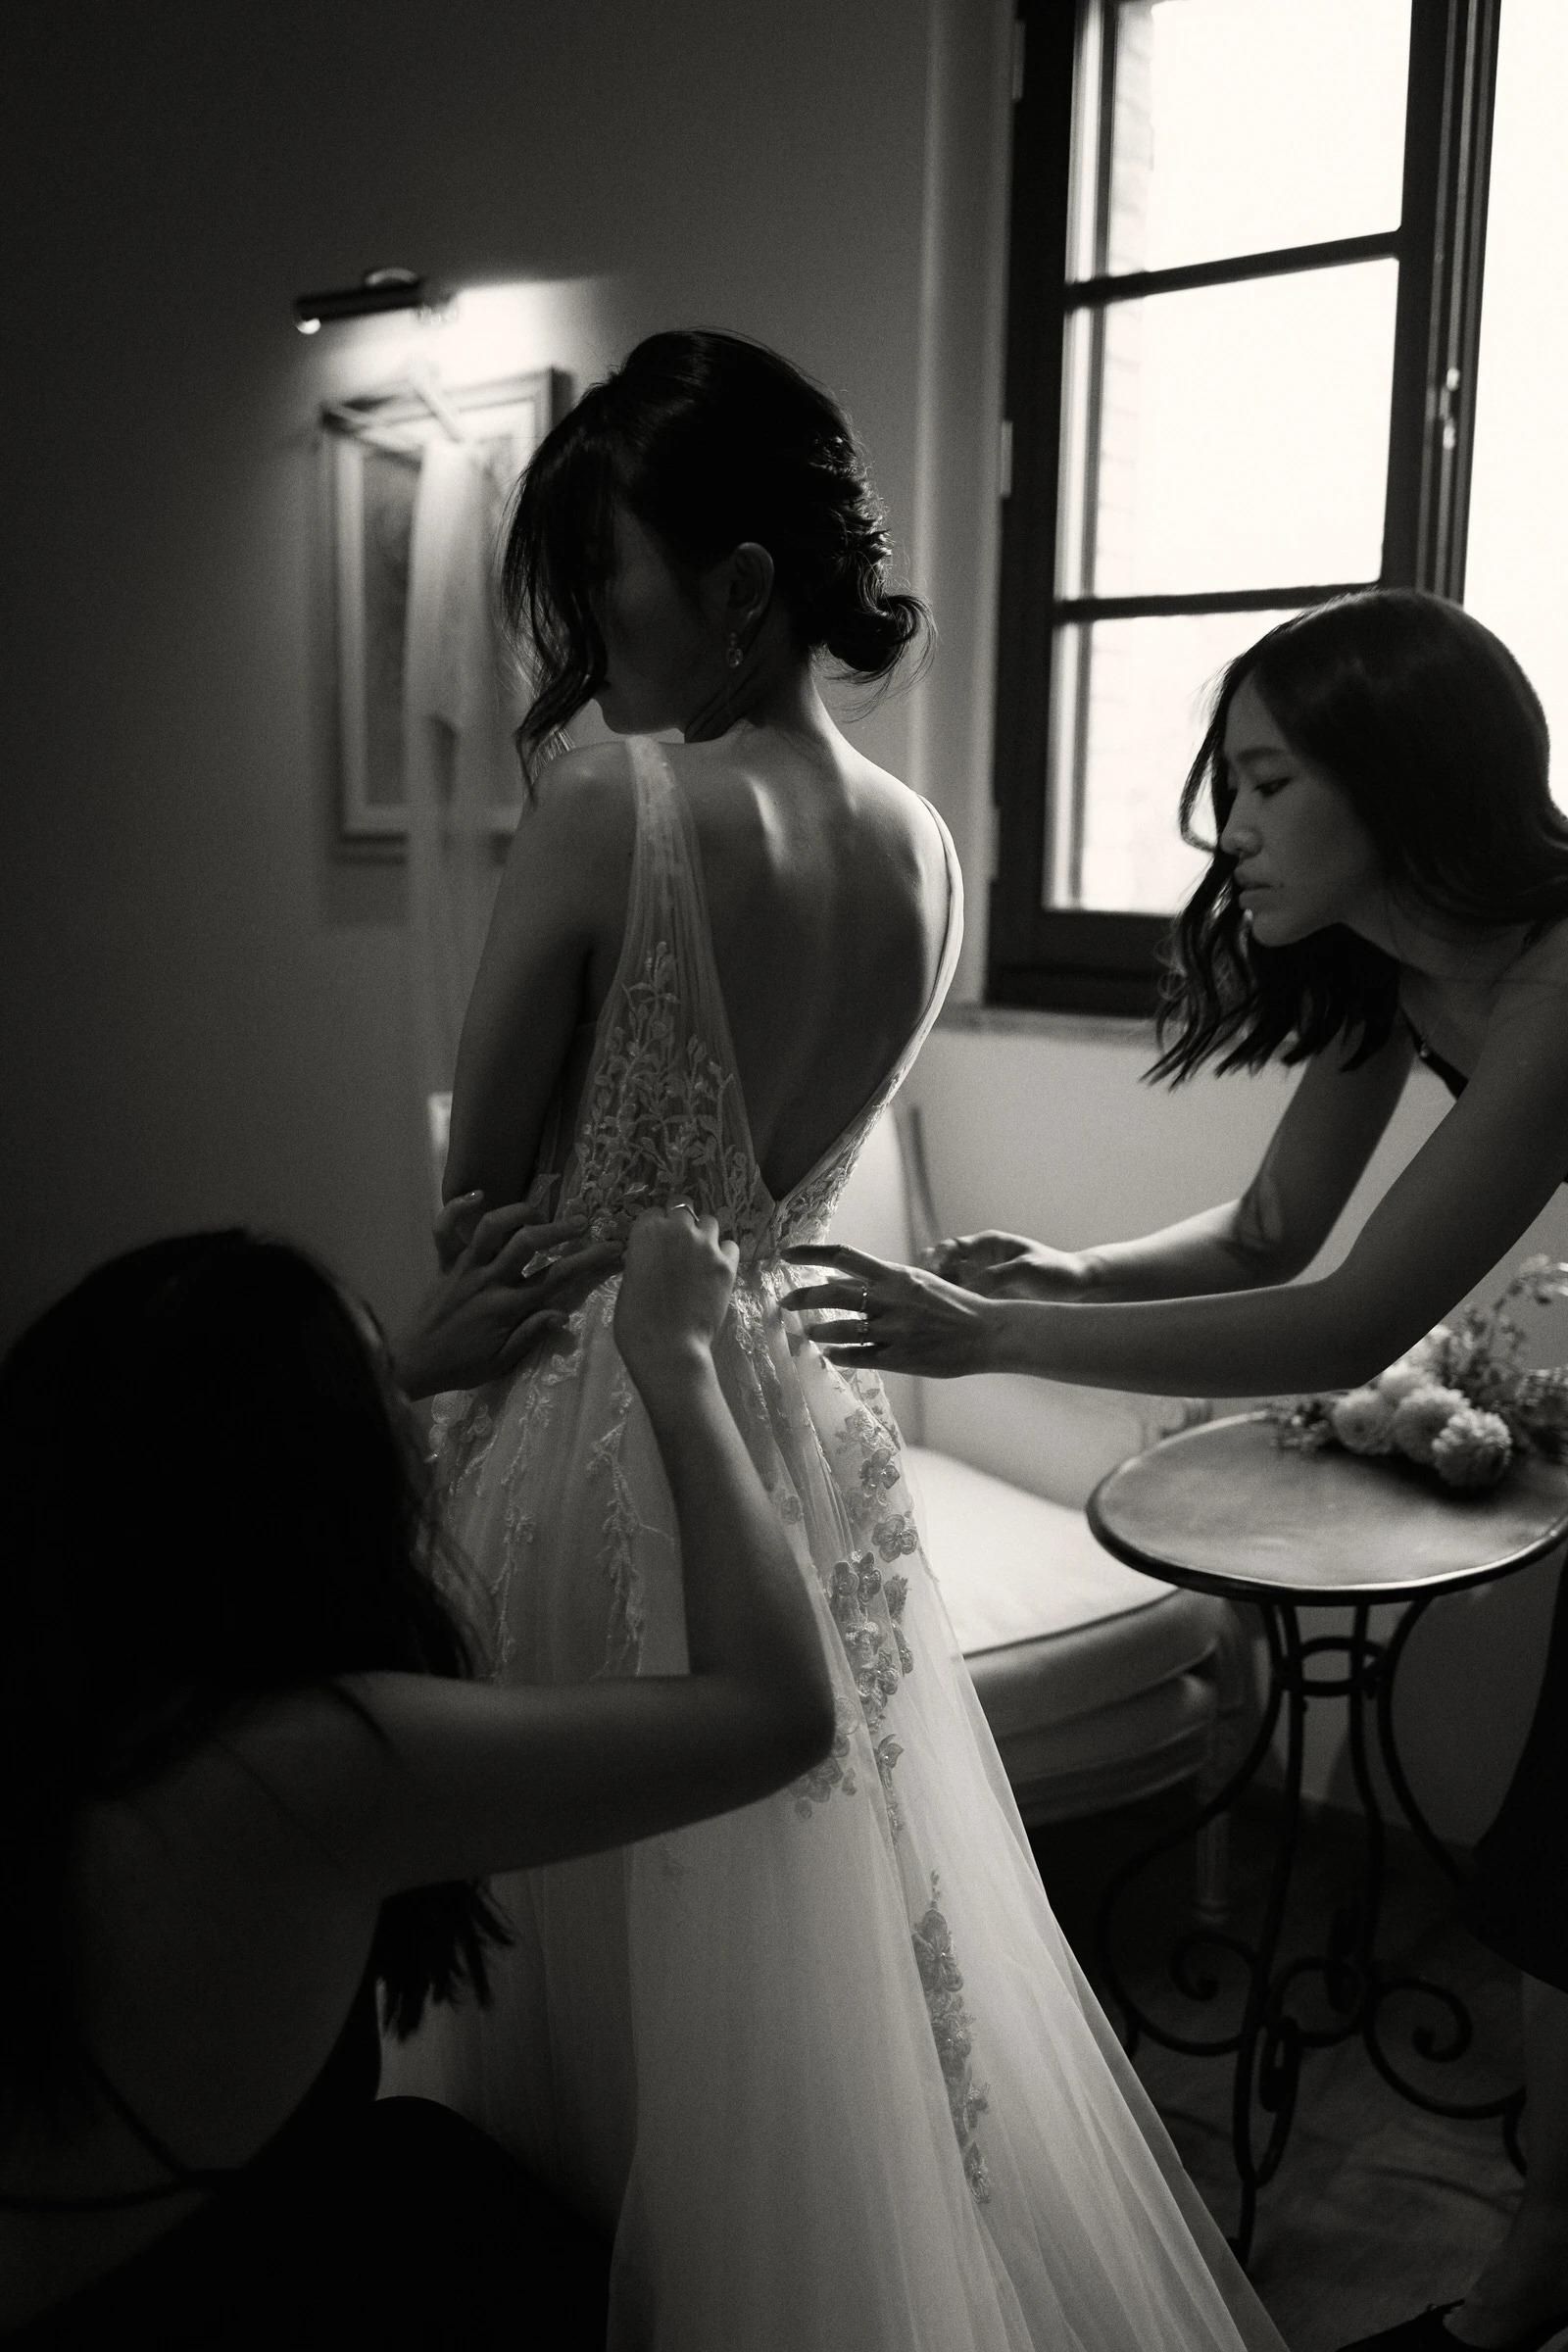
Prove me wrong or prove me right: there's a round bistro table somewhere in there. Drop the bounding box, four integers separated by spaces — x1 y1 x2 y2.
1087 1410 1568 2267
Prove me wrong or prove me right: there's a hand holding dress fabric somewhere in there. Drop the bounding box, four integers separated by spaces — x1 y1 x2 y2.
613 1207 740 1385
394 1200 623 1399
779 1242 999 1377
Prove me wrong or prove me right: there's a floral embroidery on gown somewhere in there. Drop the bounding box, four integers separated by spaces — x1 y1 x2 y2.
383 737 1289 2352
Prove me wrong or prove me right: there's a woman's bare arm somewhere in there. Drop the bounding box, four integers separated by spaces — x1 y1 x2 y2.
442 744 636 1208
929 1028 1413 1302
787 980 1568 1396
233 1214 836 1892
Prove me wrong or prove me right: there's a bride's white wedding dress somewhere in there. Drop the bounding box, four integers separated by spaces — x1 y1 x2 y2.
383 736 1288 2352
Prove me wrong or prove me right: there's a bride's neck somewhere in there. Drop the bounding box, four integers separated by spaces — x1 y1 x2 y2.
681 614 829 747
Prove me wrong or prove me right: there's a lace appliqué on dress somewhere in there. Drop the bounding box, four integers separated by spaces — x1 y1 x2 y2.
589 1360 648 1675
571 939 760 1246
428 1390 496 1501
912 1874 992 2205
788 1396 924 1831
477 1326 585 1677
770 1132 877 1257
790 1704 860 1820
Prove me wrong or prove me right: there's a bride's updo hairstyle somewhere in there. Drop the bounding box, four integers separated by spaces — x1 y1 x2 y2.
1152 589 1563 1083
0 1233 507 2132
502 327 928 776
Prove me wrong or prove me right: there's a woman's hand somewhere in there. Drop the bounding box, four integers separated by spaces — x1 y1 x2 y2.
922 1230 1094 1300
779 1244 1000 1378
613 1208 740 1391
393 1196 623 1399
433 1174 559 1273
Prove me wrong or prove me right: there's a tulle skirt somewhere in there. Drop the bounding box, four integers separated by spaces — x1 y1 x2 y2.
383 1280 1287 2352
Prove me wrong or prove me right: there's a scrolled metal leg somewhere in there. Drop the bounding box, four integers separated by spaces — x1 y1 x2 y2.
1375 1592 1462 1884
1359 1594 1526 2168
1093 1602 1286 2066
1194 1813 1232 1928
1226 1604 1312 2263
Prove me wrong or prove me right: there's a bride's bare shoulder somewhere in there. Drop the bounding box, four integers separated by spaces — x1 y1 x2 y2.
504 741 638 909
525 737 636 823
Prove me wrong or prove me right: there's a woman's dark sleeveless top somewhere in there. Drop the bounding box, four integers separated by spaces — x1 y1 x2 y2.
0 1974 381 2347
1404 1017 1471 1100
0 1967 379 2218
1407 1014 1568 1184
1 1970 615 2351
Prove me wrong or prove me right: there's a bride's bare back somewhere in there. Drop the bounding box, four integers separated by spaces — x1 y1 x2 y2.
655 732 949 1198
445 723 953 1213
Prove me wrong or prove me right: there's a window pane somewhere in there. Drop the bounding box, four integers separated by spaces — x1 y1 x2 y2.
1088 0 1409 280
1050 610 1297 914
1059 261 1396 600
1462 0 1568 807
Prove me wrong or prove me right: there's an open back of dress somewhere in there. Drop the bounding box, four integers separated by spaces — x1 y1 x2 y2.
384 738 1286 2352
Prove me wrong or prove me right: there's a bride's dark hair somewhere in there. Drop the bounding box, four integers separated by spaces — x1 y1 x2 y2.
502 327 929 778
1151 589 1563 1084
0 1231 508 2132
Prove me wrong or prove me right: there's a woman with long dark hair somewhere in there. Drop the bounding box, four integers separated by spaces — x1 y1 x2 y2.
0 1203 836 2344
786 590 1568 2352
385 325 1288 2350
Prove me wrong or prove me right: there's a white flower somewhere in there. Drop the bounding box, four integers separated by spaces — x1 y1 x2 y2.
1391 1384 1468 1467
1402 1327 1455 1380
1330 1387 1397 1455
1431 1404 1513 1490
1517 1253 1568 1304
1375 1357 1435 1406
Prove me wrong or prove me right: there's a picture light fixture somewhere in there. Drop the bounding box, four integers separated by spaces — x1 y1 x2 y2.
294 266 436 335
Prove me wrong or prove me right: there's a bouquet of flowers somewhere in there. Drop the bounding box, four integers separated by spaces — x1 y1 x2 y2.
1265 1255 1568 1493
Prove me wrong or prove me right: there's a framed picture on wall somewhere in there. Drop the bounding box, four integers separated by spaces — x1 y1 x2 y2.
324 368 567 850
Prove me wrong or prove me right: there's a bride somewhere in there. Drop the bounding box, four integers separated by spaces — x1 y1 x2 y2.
383 328 1288 2352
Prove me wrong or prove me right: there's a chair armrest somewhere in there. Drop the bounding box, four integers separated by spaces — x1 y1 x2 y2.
919 1372 1210 1510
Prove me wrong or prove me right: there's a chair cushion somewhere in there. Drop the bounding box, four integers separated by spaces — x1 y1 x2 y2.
1000 1671 1216 1826
919 1373 1207 1513
905 1445 1228 1734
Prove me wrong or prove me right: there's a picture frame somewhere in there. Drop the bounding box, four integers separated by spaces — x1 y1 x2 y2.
325 368 567 850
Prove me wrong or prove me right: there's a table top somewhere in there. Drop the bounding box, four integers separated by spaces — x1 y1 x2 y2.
1088 1412 1568 1604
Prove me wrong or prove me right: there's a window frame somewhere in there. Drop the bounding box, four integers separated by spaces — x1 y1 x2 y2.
989 0 1502 1017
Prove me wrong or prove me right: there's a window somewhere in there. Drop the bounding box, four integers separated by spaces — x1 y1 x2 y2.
992 0 1501 1014
1461 0 1568 788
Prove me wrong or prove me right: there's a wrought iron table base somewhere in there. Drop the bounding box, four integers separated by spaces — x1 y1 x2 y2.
1093 1593 1527 2267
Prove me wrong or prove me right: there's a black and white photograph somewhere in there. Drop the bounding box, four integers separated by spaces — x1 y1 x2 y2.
2 5 1566 2347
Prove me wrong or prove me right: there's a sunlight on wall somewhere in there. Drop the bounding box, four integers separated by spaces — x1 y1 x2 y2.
304 276 624 414
1464 0 1568 798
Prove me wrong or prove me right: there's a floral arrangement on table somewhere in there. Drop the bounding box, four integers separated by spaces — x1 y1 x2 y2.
1265 1255 1568 1493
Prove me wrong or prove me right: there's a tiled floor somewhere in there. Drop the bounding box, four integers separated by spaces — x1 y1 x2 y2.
1029 1792 1542 2352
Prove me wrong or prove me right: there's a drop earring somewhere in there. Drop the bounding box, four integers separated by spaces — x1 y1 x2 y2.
725 632 743 670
